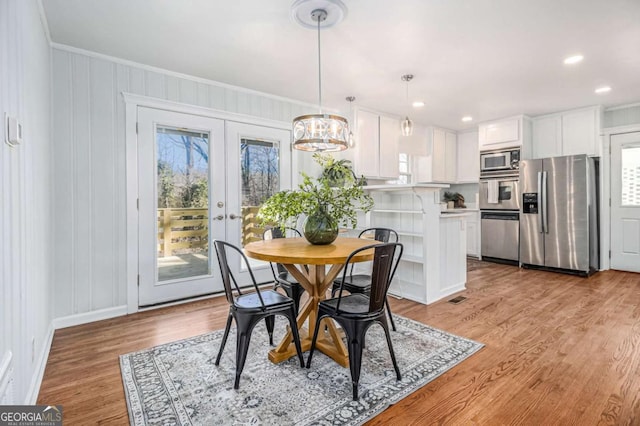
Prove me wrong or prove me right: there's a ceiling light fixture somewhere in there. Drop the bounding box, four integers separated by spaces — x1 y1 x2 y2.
462 116 473 122
291 0 349 152
563 54 584 65
595 86 611 94
401 74 414 136
412 101 425 108
346 96 356 148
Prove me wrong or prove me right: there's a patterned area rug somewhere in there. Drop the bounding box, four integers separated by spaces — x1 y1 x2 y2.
120 315 483 426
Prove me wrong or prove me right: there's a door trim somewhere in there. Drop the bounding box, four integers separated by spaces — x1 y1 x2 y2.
124 93 294 314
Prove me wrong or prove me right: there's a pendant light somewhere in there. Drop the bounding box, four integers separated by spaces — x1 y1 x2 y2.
346 96 356 148
292 1 349 152
401 74 414 136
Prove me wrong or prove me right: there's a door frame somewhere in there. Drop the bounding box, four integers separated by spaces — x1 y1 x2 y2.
601 123 640 271
124 93 296 314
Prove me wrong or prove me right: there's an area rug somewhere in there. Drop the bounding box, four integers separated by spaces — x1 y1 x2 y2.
120 315 483 426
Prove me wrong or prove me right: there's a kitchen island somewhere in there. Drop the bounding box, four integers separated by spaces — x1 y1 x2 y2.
353 184 472 304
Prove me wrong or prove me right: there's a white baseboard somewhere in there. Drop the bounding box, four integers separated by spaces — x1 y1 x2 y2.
25 323 54 404
52 305 128 330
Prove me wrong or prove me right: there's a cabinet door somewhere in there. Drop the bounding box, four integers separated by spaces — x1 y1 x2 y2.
355 110 380 177
432 128 446 182
456 131 479 182
445 131 457 182
532 115 562 159
467 220 478 257
562 108 597 156
479 118 520 149
379 115 400 178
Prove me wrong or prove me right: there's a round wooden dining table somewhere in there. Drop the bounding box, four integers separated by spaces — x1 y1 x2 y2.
244 236 377 368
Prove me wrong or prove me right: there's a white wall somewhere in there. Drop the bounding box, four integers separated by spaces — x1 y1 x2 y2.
50 46 317 318
0 0 53 403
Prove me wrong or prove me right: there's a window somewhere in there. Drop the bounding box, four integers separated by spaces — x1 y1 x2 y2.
396 153 411 184
621 145 640 206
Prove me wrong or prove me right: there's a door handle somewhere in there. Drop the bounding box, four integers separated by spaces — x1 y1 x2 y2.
213 214 224 221
537 171 544 233
542 171 548 234
229 213 239 220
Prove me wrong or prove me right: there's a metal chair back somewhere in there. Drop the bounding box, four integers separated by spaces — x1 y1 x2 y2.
213 240 265 308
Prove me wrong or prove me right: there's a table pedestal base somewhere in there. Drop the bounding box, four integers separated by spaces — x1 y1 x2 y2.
268 264 349 368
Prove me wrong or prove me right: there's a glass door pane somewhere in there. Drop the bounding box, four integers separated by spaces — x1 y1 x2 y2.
621 145 640 206
240 138 280 247
156 126 210 281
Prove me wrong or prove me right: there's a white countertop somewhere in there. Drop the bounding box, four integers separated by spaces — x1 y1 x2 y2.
440 212 475 218
363 183 450 191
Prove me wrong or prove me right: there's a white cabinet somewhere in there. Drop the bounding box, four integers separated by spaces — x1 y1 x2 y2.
430 128 457 183
456 131 479 183
359 185 468 305
465 212 480 258
562 108 598 156
532 115 562 158
530 106 600 159
355 109 399 179
478 115 531 151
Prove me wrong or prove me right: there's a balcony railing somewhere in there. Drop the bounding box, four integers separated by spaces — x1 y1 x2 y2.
157 206 265 257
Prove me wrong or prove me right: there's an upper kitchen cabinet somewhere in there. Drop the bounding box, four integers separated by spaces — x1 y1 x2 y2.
530 106 601 159
427 128 457 183
354 109 399 179
456 130 479 183
478 115 531 151
409 125 459 184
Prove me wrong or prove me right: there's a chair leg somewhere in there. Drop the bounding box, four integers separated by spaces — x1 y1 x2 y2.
385 298 397 331
347 322 366 401
290 285 305 314
286 306 305 367
233 315 257 390
305 314 325 369
215 313 233 366
265 315 275 346
380 318 402 381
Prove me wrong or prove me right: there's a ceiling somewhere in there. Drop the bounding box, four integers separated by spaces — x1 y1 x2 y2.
42 0 640 130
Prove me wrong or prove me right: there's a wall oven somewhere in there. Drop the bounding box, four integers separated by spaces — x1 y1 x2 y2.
479 147 521 263
479 177 521 211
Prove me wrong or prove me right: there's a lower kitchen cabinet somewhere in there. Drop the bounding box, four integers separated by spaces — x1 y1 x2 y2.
356 184 468 305
466 212 480 258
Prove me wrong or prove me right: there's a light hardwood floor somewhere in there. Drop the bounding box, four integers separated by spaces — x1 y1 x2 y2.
38 263 640 425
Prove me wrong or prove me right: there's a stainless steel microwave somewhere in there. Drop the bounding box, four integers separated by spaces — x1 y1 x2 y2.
480 148 520 174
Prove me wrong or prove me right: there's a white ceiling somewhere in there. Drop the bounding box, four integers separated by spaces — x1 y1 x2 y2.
42 0 640 130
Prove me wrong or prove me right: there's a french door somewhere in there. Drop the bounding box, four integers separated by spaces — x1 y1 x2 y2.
611 132 640 272
137 107 291 306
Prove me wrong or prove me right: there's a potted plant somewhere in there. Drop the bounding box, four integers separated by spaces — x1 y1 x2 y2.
258 153 374 245
443 191 466 209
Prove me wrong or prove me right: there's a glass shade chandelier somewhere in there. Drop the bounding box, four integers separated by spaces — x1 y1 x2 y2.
292 6 349 152
401 74 414 136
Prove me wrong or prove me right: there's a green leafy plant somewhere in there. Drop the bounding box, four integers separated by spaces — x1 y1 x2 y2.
318 156 356 187
258 153 374 231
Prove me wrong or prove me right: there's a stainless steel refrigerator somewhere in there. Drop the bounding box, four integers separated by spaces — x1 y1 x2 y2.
519 154 599 275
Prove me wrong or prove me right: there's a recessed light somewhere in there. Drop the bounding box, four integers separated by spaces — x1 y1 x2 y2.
595 86 611 94
412 101 425 108
462 116 473 122
564 54 584 65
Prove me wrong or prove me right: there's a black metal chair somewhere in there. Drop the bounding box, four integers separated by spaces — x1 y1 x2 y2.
307 242 403 400
263 227 306 313
331 227 399 331
213 240 305 389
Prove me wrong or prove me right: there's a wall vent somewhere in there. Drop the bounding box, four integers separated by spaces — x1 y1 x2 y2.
0 351 14 405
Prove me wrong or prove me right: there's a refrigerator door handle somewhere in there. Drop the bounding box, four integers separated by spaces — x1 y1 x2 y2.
542 170 549 234
537 171 544 233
